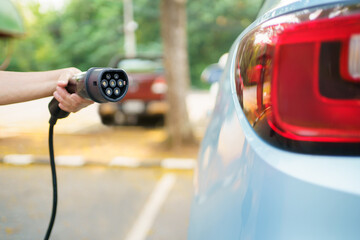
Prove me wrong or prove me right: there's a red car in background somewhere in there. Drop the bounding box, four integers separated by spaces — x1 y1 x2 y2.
99 57 168 125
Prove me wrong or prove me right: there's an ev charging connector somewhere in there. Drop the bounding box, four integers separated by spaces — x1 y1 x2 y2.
49 67 129 124
45 68 128 240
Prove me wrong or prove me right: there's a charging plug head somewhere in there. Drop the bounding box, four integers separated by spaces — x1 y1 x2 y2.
81 68 129 103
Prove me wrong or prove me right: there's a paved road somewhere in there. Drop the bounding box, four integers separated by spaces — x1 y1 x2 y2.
0 165 193 240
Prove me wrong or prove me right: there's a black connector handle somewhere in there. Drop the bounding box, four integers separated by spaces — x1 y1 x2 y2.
48 98 70 125
48 81 77 124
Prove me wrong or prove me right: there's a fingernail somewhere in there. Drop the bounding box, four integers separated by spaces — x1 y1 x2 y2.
58 80 67 85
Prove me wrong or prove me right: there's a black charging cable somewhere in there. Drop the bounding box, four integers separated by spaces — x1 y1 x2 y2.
44 116 60 240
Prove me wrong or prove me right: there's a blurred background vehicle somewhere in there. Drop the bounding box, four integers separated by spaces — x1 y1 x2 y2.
99 56 168 125
200 52 228 115
188 1 360 240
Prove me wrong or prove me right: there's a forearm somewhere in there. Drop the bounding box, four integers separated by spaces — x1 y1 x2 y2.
0 68 75 105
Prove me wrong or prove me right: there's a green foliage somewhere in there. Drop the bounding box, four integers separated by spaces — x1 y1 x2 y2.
8 0 262 87
7 8 60 70
134 0 161 54
187 0 262 88
8 0 125 71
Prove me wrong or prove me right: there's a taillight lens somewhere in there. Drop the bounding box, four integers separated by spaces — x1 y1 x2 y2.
347 34 360 80
151 77 167 94
236 6 360 146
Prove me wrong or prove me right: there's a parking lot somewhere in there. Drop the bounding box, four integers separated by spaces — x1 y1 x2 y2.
0 91 213 239
0 165 193 240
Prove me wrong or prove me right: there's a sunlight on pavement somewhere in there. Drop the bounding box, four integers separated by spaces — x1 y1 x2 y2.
0 97 101 134
0 92 212 163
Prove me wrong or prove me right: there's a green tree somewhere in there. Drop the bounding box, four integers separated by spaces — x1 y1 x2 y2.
9 3 67 71
9 0 125 71
187 0 262 88
8 0 262 87
161 0 194 148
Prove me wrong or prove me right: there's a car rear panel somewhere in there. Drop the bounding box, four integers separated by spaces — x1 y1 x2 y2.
188 0 360 239
124 73 165 101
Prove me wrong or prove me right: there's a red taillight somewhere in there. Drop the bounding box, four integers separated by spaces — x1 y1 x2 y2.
272 14 360 142
151 77 167 94
236 9 360 145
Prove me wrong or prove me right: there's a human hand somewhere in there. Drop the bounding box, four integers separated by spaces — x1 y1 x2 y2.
53 68 94 113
